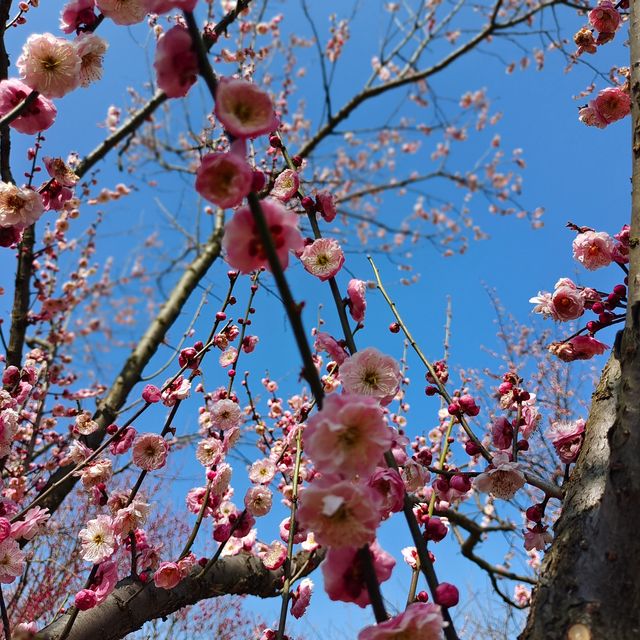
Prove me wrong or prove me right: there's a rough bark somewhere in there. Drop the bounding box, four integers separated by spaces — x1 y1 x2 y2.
522 4 640 637
36 550 323 640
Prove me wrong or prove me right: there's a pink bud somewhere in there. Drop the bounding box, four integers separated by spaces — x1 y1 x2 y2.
435 582 459 608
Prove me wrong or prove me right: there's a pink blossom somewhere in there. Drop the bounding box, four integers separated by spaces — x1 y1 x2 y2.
474 451 525 500
0 183 44 229
74 589 97 610
60 0 99 33
401 459 430 492
297 478 381 548
314 332 348 366
79 515 116 563
161 375 191 405
580 87 630 128
90 560 118 604
347 279 367 323
142 384 162 403
546 418 585 463
143 0 197 13
578 104 607 129
186 486 218 517
222 198 303 273
75 33 108 88
271 169 300 202
242 335 259 353
195 151 253 209
550 284 584 321
368 468 405 518
10 506 49 541
196 437 224 467
109 426 137 455
154 562 182 589
529 291 554 318
96 0 147 25
113 501 150 536
357 602 445 640
17 33 81 99
524 524 553 551
0 518 10 543
259 540 287 570
215 77 278 139
132 433 169 471
0 79 56 135
588 1 620 34
339 347 401 405
244 486 273 516
572 230 615 270
316 190 337 222
43 157 78 187
434 582 459 607
300 238 345 281
154 26 198 99
549 336 609 362
304 393 392 478
290 578 313 619
323 542 395 607
0 538 25 584
491 417 513 450
249 458 276 484
210 398 243 430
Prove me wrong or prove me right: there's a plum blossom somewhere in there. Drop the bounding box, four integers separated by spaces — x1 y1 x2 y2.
0 183 44 229
304 393 392 478
357 602 445 640
161 375 190 405
143 0 197 13
296 478 381 548
132 433 169 471
10 506 50 541
60 0 99 33
75 33 108 87
588 1 620 34
43 157 78 187
0 79 56 135
215 78 278 139
546 418 585 463
475 452 525 500
314 332 348 366
222 199 303 273
0 538 25 584
271 169 300 202
17 34 81 99
154 26 198 99
299 238 345 281
550 283 584 321
548 336 609 362
316 190 337 222
524 524 553 551
196 437 224 466
368 468 405 518
244 486 273 516
96 0 147 25
323 542 395 607
249 458 276 484
290 578 313 619
210 399 243 430
195 150 253 209
154 562 181 589
579 87 630 128
113 500 150 536
347 279 367 323
339 347 401 405
79 515 116 563
75 560 118 610
572 230 615 270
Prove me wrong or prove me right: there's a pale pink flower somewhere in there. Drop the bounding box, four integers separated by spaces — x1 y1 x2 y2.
154 26 198 99
524 524 553 551
96 0 147 25
271 169 300 202
549 336 609 362
249 458 276 484
74 33 108 88
17 34 81 99
588 1 620 34
60 0 99 33
43 157 78 187
475 452 525 500
259 540 287 570
210 399 243 431
529 291 554 318
223 199 304 273
195 151 252 209
572 230 615 270
132 433 169 471
79 515 116 563
0 79 56 135
358 602 445 640
161 375 191 405
578 104 607 128
290 578 313 619
314 332 348 366
154 562 182 589
300 238 345 281
0 183 44 229
0 538 25 584
196 437 224 466
143 0 197 13
215 77 278 139
244 486 273 517
186 486 217 517
10 507 49 541
219 347 237 367
78 458 112 489
113 500 150 536
305 393 392 478
339 347 401 405
75 410 99 435
316 190 337 222
401 459 430 492
210 463 233 499
297 478 381 548
546 418 585 463
177 552 197 578
550 285 584 321
347 279 367 323
323 542 395 607
514 584 531 607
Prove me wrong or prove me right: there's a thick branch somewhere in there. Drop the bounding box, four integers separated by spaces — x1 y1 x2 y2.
36 549 323 640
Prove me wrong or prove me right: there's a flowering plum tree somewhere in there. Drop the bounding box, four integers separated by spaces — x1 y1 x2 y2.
0 0 636 639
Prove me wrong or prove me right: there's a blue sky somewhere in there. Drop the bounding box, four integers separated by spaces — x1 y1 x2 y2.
0 1 630 638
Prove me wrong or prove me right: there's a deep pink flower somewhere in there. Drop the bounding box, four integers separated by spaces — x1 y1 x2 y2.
323 542 395 607
588 1 620 34
491 417 513 450
357 602 445 640
434 583 459 608
154 562 182 589
546 418 585 463
0 79 56 135
271 169 300 202
347 279 367 323
74 589 98 610
572 230 615 270
0 226 23 247
290 578 313 619
581 87 630 128
10 506 49 540
297 478 381 548
143 0 197 13
304 393 392 478
17 34 81 99
154 26 198 99
550 284 584 321
549 336 609 362
109 426 137 456
195 151 253 209
222 198 303 273
339 347 401 406
60 0 99 33
215 78 278 139
316 190 337 222
132 433 169 471
368 468 405 518
0 518 10 543
96 0 147 25
299 238 345 281
314 332 348 365
142 384 162 403
474 451 525 500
